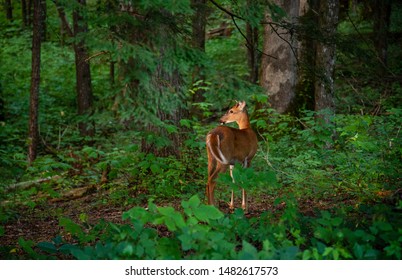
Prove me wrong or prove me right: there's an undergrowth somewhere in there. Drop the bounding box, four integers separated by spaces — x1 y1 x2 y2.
1 110 401 260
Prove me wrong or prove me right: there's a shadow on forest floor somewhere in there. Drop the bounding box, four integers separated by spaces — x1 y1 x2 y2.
0 182 362 260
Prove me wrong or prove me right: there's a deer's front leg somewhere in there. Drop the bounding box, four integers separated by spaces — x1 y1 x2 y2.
241 188 247 213
241 159 249 213
229 165 235 210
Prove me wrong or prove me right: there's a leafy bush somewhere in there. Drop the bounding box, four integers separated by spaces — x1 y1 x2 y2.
17 194 398 260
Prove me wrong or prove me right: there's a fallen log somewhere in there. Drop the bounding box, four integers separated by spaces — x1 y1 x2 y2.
2 175 63 193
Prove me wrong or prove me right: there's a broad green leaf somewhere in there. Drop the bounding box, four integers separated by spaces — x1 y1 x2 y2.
59 217 83 237
238 241 258 260
188 195 201 208
193 205 223 222
37 242 57 254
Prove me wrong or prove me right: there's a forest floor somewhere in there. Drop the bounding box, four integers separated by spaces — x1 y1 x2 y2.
0 185 354 259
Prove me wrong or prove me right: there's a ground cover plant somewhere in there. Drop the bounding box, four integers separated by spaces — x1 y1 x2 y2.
1 108 400 260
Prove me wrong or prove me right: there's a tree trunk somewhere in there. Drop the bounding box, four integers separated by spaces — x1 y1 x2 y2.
293 0 315 113
5 0 13 21
0 85 4 122
28 0 33 26
314 0 339 122
73 0 94 137
141 45 186 157
40 0 47 41
114 5 188 157
53 0 94 138
28 0 42 165
21 0 28 27
246 22 259 84
373 0 391 75
191 0 207 52
260 0 300 114
190 0 207 114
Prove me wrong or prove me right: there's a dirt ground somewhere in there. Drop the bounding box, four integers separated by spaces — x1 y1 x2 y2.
0 186 342 259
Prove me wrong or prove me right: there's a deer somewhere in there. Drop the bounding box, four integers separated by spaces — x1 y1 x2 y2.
206 101 258 212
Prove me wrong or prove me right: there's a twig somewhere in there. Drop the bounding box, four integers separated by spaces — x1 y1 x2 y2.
86 51 110 62
346 11 395 77
267 21 299 64
209 0 244 20
209 0 277 60
257 129 291 177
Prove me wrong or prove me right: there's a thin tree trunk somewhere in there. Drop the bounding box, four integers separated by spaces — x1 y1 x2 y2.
246 22 259 84
191 0 207 53
314 0 339 122
40 0 47 41
294 0 315 113
373 0 391 75
110 60 115 87
73 0 94 137
5 0 13 21
22 0 28 27
190 0 207 115
0 87 4 122
28 0 33 26
28 0 42 164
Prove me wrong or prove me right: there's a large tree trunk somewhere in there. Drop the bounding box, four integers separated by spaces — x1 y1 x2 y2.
260 0 300 114
115 5 187 157
28 0 42 164
314 0 339 121
73 0 94 137
141 37 187 157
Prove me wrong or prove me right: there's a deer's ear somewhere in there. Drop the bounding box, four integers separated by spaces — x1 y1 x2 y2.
238 101 246 110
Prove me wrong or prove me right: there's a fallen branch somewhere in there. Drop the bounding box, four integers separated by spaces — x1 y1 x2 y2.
3 175 63 193
49 184 97 203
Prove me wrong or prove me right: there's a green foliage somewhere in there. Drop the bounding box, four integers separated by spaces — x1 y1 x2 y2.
13 193 398 260
254 108 401 205
3 91 400 260
2 93 400 260
335 2 402 115
1 0 401 262
217 163 278 195
58 196 231 260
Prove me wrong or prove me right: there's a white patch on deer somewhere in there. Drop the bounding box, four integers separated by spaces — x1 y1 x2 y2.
216 135 229 164
207 133 229 165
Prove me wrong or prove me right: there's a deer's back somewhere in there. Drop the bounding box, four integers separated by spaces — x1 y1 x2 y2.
207 125 257 164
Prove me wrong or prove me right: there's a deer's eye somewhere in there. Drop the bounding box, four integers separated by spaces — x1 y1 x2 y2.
229 110 233 113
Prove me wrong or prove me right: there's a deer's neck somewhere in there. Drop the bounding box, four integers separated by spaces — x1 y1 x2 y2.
237 114 251 130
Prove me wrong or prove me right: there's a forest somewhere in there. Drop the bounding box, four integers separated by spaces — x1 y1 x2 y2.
0 0 401 260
